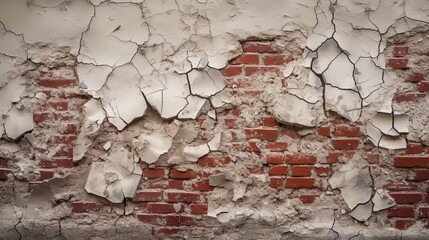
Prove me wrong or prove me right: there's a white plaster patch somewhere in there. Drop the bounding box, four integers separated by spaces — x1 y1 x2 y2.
85 146 142 203
99 64 147 130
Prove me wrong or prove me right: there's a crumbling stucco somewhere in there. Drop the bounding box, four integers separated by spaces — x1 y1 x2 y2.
1 0 429 239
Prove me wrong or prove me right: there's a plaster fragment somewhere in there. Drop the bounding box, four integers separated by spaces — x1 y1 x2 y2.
85 146 142 203
100 64 147 130
349 202 373 222
134 132 174 164
4 105 33 140
183 144 209 162
183 133 222 162
178 96 207 119
103 141 112 151
76 64 112 95
328 159 372 210
372 189 396 212
209 174 226 187
188 68 226 98
366 111 409 150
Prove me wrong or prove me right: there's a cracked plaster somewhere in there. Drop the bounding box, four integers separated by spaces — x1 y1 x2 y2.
0 0 429 238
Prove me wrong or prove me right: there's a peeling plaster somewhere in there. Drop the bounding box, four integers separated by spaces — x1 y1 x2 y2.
0 0 429 237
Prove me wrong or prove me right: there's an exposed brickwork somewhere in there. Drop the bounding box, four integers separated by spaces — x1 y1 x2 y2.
3 39 428 238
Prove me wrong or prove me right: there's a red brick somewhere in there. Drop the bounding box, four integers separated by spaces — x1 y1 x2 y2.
0 158 8 167
133 190 163 202
198 156 231 167
390 192 422 204
40 79 76 88
190 204 208 214
298 194 319 204
53 135 77 144
137 214 163 225
291 166 311 177
408 169 429 181
242 41 278 53
395 219 415 230
419 81 429 92
231 53 259 65
383 183 418 192
248 167 263 174
0 168 12 180
394 92 426 102
263 54 293 65
269 166 288 176
170 169 197 179
147 180 184 190
326 152 341 163
41 101 68 111
286 154 317 165
244 128 278 140
40 159 73 168
333 125 361 137
285 178 315 189
39 170 54 180
314 166 331 176
70 202 102 213
419 207 429 218
263 116 278 127
387 58 408 69
317 126 331 137
269 177 283 188
33 112 50 123
265 142 288 152
192 181 214 192
266 153 284 164
394 156 429 168
166 215 196 226
143 168 166 179
147 203 184 213
221 66 242 76
247 141 260 152
366 153 379 164
406 143 423 154
223 118 237 128
331 139 360 150
166 192 200 203
52 146 73 158
392 46 409 57
409 72 425 82
387 207 415 218
61 124 77 134
244 66 280 76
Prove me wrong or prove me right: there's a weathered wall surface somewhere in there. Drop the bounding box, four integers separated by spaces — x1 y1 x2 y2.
1 0 429 239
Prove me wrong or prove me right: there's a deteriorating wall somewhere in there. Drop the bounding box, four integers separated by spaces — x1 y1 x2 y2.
1 0 429 239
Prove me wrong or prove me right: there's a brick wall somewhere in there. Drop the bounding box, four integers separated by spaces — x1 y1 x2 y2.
1 39 428 237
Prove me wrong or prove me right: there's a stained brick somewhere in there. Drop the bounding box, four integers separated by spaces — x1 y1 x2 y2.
331 139 360 150
244 128 278 140
286 154 317 165
133 190 163 202
170 169 198 179
166 192 200 203
231 53 259 64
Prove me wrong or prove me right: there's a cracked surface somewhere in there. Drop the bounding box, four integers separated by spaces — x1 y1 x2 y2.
0 0 429 239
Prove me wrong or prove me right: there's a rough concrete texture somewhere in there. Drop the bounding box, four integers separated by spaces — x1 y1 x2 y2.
1 0 429 239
